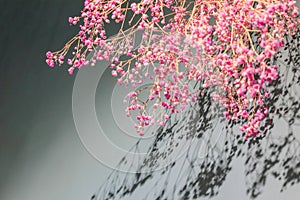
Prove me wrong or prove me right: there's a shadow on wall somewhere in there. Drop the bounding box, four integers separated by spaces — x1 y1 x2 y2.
92 26 300 200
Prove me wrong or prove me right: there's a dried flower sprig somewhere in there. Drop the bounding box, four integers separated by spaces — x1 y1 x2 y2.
46 0 299 138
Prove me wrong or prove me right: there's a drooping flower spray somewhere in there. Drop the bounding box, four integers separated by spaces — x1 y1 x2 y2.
46 0 299 138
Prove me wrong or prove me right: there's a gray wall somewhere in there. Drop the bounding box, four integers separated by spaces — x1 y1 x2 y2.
0 1 111 199
1 0 300 200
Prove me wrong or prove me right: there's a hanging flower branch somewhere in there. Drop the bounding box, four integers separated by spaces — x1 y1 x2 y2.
46 0 299 138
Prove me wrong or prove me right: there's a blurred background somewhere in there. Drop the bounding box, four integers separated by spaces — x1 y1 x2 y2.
1 0 300 200
0 0 111 199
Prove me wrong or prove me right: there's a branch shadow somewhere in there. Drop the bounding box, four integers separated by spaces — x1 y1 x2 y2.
92 29 300 200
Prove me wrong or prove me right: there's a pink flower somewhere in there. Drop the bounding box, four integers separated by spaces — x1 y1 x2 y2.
111 70 118 77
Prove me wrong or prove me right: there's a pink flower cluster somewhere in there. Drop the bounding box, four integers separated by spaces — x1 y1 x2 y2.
46 0 299 138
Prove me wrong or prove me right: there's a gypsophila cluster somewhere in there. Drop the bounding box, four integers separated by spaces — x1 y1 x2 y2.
46 0 299 138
